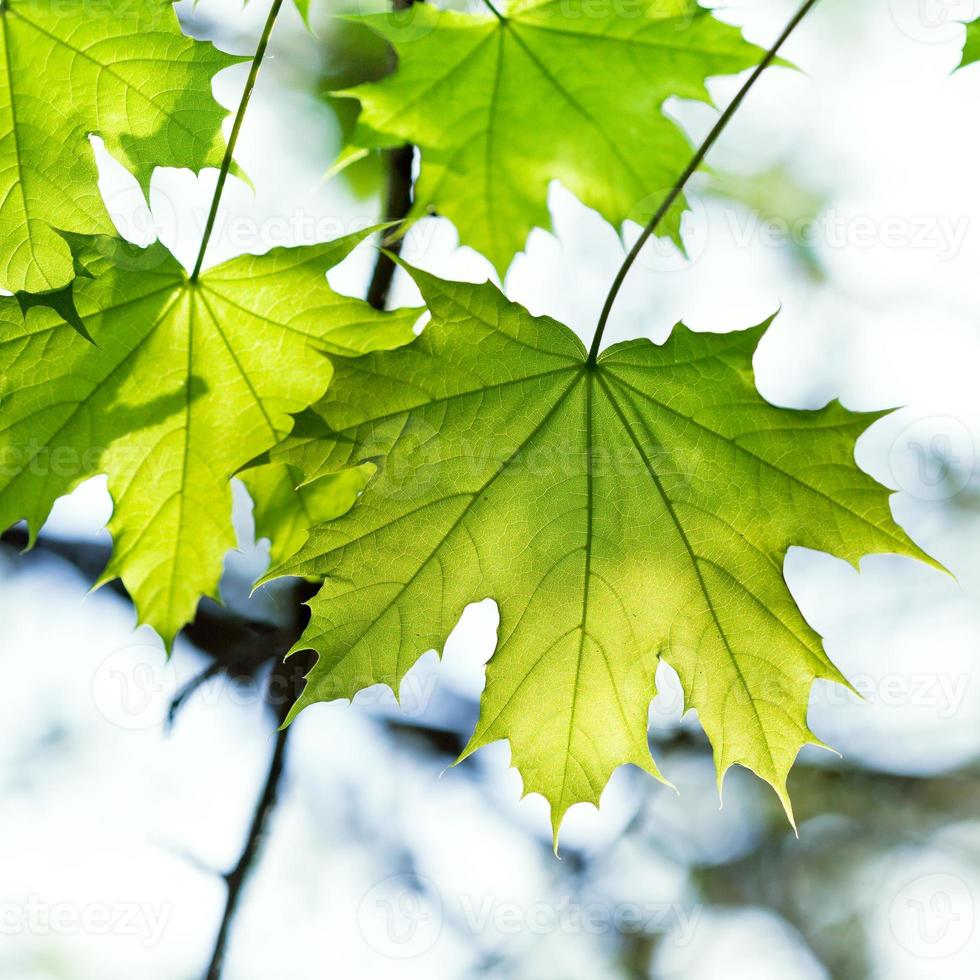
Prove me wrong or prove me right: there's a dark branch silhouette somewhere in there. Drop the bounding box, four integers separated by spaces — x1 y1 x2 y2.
365 0 419 311
203 627 316 980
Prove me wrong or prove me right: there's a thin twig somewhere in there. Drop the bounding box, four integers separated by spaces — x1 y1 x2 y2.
203 725 291 980
167 662 227 731
200 582 317 980
587 0 821 365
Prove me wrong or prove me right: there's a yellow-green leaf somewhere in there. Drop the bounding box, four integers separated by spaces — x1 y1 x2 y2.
272 267 937 843
242 461 375 569
0 0 242 294
343 0 765 274
0 231 418 646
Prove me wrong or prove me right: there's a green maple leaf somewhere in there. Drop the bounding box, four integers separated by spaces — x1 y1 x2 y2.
270 267 936 842
341 0 765 274
0 0 241 295
241 461 374 569
0 231 419 647
292 0 312 28
961 17 980 69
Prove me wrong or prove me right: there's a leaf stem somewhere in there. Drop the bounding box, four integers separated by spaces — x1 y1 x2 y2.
189 0 285 283
586 0 821 366
481 0 507 22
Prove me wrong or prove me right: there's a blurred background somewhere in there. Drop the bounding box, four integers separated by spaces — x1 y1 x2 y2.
3 0 980 976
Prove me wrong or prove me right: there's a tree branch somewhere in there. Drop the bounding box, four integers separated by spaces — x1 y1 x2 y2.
365 143 415 311
203 725 290 980
199 580 317 980
365 0 419 312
